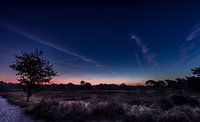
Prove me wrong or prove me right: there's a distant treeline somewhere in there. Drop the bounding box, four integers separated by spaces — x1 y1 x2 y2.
145 76 200 93
145 67 200 93
39 83 146 91
1 67 200 93
0 78 199 93
0 81 21 90
0 77 199 93
0 81 146 91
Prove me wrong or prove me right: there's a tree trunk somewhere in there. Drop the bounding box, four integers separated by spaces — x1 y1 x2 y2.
26 93 30 102
26 88 30 102
26 85 31 102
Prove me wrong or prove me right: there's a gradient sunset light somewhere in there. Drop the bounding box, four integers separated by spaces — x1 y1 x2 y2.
1 1 200 85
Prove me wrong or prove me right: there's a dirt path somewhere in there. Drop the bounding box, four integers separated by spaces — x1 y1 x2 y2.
0 96 36 122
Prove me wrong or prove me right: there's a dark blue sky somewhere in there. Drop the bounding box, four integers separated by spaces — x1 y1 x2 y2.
1 0 200 84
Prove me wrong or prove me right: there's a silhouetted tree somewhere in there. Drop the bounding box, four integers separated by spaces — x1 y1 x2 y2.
185 76 200 92
157 80 166 87
164 79 180 93
191 67 200 77
145 80 166 94
119 83 127 87
85 82 92 87
145 80 158 87
80 81 86 85
182 67 200 92
175 78 186 94
10 49 57 101
165 79 176 88
119 83 127 89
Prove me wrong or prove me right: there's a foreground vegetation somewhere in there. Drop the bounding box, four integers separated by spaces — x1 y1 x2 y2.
1 49 200 121
1 91 200 122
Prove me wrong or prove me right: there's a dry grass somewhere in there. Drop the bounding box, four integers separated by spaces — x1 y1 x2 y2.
1 91 200 122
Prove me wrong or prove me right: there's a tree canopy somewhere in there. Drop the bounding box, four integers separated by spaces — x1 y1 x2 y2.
10 49 57 101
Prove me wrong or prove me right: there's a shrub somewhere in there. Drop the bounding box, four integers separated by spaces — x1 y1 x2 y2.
170 95 200 107
158 98 174 110
27 99 59 121
89 101 125 120
155 95 200 110
28 99 125 121
161 105 200 122
124 105 161 122
57 101 90 121
27 99 91 121
26 95 200 122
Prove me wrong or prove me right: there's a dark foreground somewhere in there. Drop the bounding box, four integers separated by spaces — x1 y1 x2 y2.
1 91 200 122
0 96 36 122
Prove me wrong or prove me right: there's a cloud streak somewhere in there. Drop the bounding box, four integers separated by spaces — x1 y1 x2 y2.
134 53 141 66
0 23 117 75
131 35 149 54
131 34 156 64
180 22 200 63
186 22 200 41
1 23 96 63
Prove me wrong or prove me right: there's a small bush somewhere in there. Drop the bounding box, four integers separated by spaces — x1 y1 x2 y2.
155 95 200 110
27 99 91 121
58 101 90 121
170 95 200 107
162 105 200 122
25 94 200 122
124 105 161 122
90 101 125 120
27 99 59 120
28 99 125 121
158 98 174 110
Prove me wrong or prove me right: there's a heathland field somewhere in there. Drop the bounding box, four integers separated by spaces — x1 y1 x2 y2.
1 91 200 122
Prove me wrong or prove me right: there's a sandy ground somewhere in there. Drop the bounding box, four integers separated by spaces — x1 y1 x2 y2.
0 96 36 122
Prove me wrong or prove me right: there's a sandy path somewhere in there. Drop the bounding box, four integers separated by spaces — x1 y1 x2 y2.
0 96 36 122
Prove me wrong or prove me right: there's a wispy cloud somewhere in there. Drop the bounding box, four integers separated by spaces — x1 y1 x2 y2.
1 23 96 63
186 22 200 41
0 47 15 60
131 34 157 64
180 42 195 61
131 35 149 54
134 53 141 66
179 22 200 62
0 23 118 75
0 47 15 55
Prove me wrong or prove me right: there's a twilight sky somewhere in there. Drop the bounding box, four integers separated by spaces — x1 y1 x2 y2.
1 0 200 85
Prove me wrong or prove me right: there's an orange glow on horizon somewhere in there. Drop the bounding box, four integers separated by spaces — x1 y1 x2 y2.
1 75 145 86
1 78 145 86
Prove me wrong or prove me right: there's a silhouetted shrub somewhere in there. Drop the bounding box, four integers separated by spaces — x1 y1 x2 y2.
170 95 200 107
155 95 200 110
27 99 90 121
57 101 90 121
90 101 125 120
162 105 200 122
158 98 173 110
28 99 125 121
27 99 59 121
25 94 200 122
124 105 161 122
